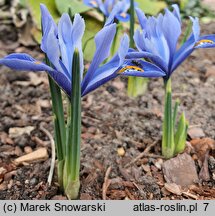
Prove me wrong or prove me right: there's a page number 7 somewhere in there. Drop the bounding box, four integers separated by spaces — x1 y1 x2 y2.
203 203 209 211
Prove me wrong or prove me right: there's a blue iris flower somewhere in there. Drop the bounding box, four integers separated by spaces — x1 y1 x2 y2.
83 0 131 22
0 4 165 97
124 4 215 80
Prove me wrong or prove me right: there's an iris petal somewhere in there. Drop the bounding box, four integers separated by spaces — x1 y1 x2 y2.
194 35 215 49
81 62 118 96
118 60 166 78
72 14 85 80
134 14 170 65
43 26 63 73
58 14 85 80
0 53 54 72
81 23 116 92
171 35 195 72
190 16 200 41
115 13 130 22
82 34 129 96
40 4 57 36
58 13 73 75
162 8 181 71
83 0 98 8
126 50 168 72
172 34 215 72
172 4 181 23
135 8 147 30
0 53 72 96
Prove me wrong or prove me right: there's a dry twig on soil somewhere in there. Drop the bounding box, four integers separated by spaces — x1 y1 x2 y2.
40 124 55 186
125 140 160 168
102 166 112 200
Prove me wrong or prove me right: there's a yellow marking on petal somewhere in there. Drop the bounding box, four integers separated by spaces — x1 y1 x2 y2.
120 12 127 18
90 0 98 6
34 61 41 64
118 66 144 74
194 39 214 47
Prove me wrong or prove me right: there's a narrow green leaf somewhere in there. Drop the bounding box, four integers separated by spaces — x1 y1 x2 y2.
173 99 180 131
46 61 66 159
65 48 81 199
162 78 175 158
174 112 188 154
46 67 66 190
69 49 81 180
180 20 192 45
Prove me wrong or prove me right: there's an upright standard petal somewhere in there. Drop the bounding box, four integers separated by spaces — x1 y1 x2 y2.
58 13 73 75
58 13 85 79
71 14 85 80
40 4 57 35
105 1 127 25
135 8 147 30
190 16 200 41
134 11 170 65
41 24 64 75
81 23 116 92
162 8 181 71
172 4 181 23
40 5 63 76
82 34 130 96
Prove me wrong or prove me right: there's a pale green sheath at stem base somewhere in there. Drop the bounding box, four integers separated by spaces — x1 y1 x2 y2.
162 78 189 159
162 78 175 159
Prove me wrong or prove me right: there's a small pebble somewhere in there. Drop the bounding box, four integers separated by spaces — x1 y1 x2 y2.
24 146 33 154
154 158 163 170
164 183 182 196
15 135 29 148
188 128 205 139
29 177 38 186
14 146 22 156
117 147 125 156
0 182 7 190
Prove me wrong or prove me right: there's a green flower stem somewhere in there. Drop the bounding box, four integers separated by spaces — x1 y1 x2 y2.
162 78 175 158
127 0 148 97
65 49 81 199
45 59 66 191
103 14 106 26
129 0 135 49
